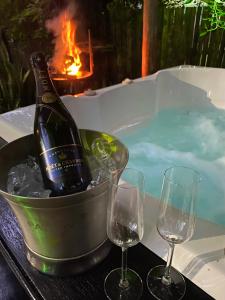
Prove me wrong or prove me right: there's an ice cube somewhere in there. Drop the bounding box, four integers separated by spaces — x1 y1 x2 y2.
7 156 51 198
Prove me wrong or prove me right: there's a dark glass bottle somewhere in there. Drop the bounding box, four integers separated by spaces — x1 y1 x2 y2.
30 52 92 196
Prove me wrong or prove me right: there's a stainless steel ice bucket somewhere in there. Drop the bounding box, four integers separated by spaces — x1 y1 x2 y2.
0 130 128 275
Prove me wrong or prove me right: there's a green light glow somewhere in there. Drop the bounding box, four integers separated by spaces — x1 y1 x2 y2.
13 195 50 253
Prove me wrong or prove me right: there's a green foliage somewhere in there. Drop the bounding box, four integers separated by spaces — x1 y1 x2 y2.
0 0 54 113
0 0 52 55
162 0 204 8
162 0 225 36
200 0 225 36
0 34 31 113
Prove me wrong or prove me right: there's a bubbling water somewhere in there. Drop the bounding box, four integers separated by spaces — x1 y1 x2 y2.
118 106 225 226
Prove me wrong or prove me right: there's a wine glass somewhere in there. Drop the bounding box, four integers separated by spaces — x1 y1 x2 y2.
104 167 145 300
147 166 200 300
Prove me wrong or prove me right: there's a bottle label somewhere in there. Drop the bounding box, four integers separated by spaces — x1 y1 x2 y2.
40 144 83 182
41 92 57 104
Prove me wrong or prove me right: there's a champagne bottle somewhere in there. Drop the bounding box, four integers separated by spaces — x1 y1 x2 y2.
30 52 92 196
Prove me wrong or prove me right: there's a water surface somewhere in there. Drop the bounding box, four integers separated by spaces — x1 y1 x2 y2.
118 106 225 226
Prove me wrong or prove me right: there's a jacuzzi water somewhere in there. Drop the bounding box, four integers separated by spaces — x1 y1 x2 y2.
118 105 225 227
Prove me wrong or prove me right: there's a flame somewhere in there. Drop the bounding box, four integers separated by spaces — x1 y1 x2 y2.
62 13 82 76
46 8 82 77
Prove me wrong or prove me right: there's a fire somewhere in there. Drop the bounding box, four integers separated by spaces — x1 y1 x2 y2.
46 7 82 77
62 13 82 76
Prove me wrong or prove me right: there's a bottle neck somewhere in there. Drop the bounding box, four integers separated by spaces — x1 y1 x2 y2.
33 67 58 104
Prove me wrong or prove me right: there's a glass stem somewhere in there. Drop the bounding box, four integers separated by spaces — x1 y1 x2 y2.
119 247 129 288
162 242 175 286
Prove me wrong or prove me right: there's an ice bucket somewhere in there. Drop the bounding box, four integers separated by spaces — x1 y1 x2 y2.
0 129 128 275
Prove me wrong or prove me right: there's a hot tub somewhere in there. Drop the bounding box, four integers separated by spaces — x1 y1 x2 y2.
0 65 225 299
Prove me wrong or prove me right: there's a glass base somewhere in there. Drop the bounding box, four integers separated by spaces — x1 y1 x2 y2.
104 267 143 300
146 265 186 300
